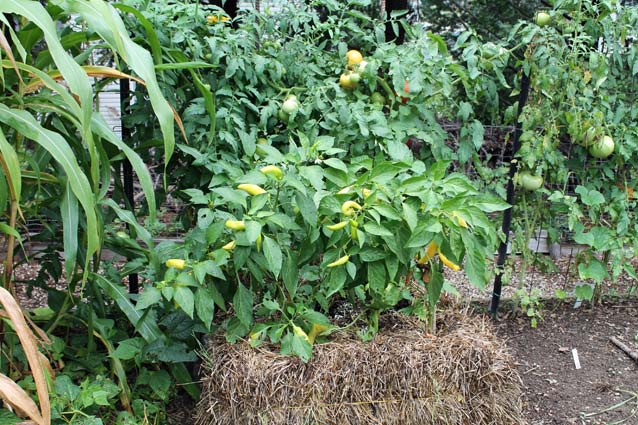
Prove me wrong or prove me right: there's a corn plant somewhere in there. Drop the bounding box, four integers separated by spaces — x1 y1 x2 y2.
0 0 197 420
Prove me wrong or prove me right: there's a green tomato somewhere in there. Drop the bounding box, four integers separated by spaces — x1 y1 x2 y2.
356 60 368 74
348 72 361 85
278 109 289 121
370 92 386 106
589 135 614 159
517 171 543 191
536 12 551 27
281 97 299 114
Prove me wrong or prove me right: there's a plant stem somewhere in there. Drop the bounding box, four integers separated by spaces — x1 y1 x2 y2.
376 76 395 104
2 199 18 292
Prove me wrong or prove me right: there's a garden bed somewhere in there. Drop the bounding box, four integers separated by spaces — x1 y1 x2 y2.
495 299 638 425
195 310 524 425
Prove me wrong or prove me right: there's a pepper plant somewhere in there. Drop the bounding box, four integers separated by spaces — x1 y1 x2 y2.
154 138 508 360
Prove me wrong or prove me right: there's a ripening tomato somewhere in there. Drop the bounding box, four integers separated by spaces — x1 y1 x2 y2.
401 79 409 103
589 135 614 159
536 12 551 27
346 50 363 67
517 171 544 191
281 96 300 114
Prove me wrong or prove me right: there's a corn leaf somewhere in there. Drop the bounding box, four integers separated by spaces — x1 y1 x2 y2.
0 287 50 425
60 183 79 279
91 322 132 411
0 374 44 425
112 4 163 65
0 0 99 189
0 105 99 270
57 0 177 166
93 274 163 343
0 128 21 201
92 114 156 220
0 29 22 85
22 65 186 141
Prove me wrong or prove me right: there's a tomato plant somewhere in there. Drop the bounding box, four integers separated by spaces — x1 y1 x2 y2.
504 0 638 304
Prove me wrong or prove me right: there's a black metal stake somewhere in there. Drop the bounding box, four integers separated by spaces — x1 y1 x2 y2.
120 77 139 294
490 70 531 317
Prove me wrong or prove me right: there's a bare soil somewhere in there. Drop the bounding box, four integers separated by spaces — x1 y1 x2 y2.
493 299 638 425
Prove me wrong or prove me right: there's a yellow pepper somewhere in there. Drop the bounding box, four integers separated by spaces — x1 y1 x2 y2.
222 240 236 251
327 255 350 268
165 259 186 270
327 221 348 231
237 183 267 196
417 242 438 265
292 324 310 343
308 323 330 344
341 200 362 216
260 165 283 180
438 251 461 271
225 220 246 231
349 219 359 240
452 211 469 228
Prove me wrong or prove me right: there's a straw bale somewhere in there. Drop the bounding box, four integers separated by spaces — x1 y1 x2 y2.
195 311 524 425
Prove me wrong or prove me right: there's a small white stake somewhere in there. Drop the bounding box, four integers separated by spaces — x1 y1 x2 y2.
572 348 581 370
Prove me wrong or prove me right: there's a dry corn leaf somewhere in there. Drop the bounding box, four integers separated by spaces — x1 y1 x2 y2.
0 373 44 425
0 287 50 425
0 30 24 85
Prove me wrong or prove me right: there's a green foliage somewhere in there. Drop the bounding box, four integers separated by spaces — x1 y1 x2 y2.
2 0 638 422
0 0 184 421
420 0 543 42
506 0 638 301
153 151 507 356
112 0 511 358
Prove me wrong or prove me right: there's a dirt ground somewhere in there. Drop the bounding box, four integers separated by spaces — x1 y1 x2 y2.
493 298 638 425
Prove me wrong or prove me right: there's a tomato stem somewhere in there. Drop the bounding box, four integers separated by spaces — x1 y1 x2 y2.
375 76 395 106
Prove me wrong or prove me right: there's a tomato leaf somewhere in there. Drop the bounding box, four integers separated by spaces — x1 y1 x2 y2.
578 260 609 284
